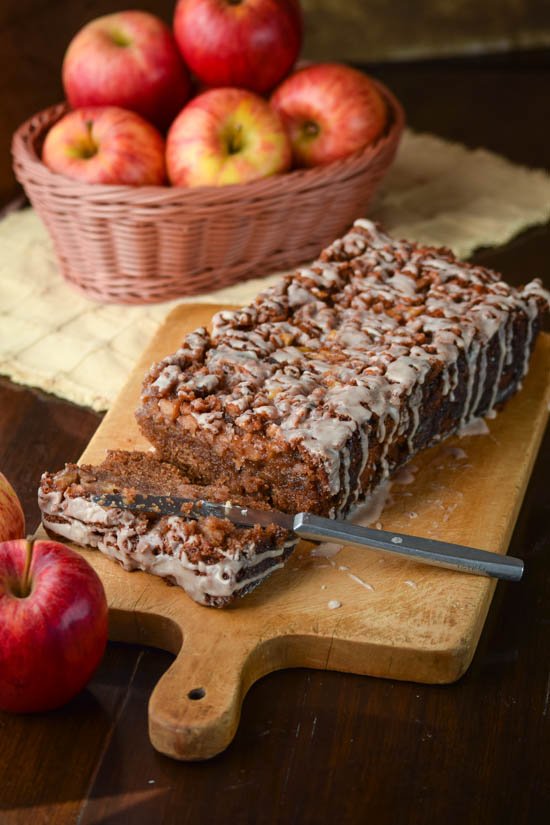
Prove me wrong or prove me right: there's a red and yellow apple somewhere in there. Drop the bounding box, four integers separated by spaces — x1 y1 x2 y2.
166 88 292 187
42 107 166 185
0 538 108 713
271 63 387 167
173 0 302 94
0 472 25 543
63 11 191 130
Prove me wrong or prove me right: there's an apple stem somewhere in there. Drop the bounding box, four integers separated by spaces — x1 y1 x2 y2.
21 538 34 598
109 28 132 47
226 124 243 155
85 120 94 144
303 120 320 138
76 121 98 160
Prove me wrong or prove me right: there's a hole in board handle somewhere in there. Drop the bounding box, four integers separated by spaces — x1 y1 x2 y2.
188 687 206 701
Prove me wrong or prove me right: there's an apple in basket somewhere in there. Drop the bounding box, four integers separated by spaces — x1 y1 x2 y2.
271 63 387 167
166 88 292 186
63 10 191 130
42 106 166 185
173 0 303 94
0 537 108 712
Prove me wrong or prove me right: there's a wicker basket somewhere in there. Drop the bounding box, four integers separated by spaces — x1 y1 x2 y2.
12 82 405 305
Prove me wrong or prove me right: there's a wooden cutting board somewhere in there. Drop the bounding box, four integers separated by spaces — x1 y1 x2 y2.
39 304 550 761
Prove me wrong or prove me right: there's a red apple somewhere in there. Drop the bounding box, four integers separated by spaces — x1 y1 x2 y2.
0 473 25 543
0 539 108 713
271 63 387 167
173 0 302 94
166 88 291 187
63 11 191 130
42 107 166 185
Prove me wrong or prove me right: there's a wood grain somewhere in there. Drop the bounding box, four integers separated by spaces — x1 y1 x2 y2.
37 303 550 761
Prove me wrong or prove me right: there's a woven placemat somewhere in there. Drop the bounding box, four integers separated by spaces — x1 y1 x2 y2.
1 129 549 411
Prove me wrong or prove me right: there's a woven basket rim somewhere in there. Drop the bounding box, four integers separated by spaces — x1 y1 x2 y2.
12 79 405 205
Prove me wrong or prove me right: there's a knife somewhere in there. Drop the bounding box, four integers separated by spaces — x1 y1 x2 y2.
91 492 524 582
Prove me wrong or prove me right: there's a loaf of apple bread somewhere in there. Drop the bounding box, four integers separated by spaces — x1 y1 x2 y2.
136 219 549 517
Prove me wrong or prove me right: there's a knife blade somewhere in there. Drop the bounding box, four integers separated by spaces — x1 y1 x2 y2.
91 492 524 582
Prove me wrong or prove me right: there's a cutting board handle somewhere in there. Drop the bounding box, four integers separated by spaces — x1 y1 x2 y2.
148 628 255 760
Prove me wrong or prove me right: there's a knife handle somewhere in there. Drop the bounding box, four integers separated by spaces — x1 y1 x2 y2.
293 513 524 582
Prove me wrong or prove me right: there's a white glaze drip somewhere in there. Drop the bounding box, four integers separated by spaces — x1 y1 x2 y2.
39 493 297 606
144 220 549 515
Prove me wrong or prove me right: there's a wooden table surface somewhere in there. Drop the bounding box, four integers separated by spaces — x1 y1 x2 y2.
1 42 549 824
